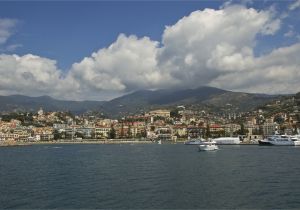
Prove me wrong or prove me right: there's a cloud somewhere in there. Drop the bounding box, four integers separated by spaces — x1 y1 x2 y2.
284 30 295 38
289 0 300 10
0 54 66 97
209 43 300 94
0 4 299 100
0 18 17 45
68 34 176 98
158 5 281 88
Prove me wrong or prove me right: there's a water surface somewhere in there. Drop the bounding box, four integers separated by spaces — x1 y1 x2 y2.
1 144 300 209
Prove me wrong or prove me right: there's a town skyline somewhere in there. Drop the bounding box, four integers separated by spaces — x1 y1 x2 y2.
0 0 300 101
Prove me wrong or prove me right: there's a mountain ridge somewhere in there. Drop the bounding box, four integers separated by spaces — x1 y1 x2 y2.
0 86 283 117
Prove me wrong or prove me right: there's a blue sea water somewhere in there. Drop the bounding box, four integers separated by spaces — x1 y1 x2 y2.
0 144 300 209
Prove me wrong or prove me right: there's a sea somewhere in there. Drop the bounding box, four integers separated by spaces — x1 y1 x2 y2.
1 144 300 209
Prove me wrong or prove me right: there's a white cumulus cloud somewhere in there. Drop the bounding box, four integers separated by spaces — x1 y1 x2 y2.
68 34 176 98
158 5 281 88
0 54 66 97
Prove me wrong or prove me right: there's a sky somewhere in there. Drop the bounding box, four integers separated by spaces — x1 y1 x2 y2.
0 0 300 101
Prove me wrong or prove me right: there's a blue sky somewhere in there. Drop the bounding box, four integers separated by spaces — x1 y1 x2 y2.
0 1 221 70
0 0 300 100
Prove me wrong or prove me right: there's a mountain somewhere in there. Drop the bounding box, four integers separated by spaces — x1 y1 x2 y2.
0 86 281 117
100 86 279 117
0 95 105 114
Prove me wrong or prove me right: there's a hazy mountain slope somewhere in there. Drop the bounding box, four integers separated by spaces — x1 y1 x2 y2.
0 95 104 114
100 87 278 116
0 86 280 116
203 92 277 111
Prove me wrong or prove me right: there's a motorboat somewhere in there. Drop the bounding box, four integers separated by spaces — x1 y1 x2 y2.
291 135 300 146
199 141 219 151
259 135 295 146
198 141 218 151
258 138 272 145
294 141 300 146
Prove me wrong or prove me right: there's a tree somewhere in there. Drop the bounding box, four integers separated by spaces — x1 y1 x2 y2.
170 109 181 118
75 132 84 139
236 124 249 136
240 123 245 135
274 115 284 124
109 126 116 139
120 123 124 138
53 130 61 140
127 125 132 138
141 129 147 138
206 124 211 138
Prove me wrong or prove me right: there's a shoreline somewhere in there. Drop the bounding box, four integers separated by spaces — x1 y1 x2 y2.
0 140 259 147
0 140 153 147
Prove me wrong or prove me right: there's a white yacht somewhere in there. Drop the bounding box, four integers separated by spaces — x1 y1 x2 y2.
212 137 240 145
198 141 218 151
294 141 300 146
291 135 300 146
259 135 295 146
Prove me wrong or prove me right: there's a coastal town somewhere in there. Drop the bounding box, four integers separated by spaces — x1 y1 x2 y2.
1 94 299 146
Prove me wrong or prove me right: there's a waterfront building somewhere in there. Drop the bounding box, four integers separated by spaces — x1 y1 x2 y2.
261 122 277 136
0 132 19 141
40 133 54 141
172 125 187 138
95 126 111 139
13 129 30 142
76 127 94 139
224 124 241 136
187 126 204 138
155 126 172 141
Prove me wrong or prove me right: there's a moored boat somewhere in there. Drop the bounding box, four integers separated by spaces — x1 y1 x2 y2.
294 141 300 146
291 135 300 146
259 135 295 146
258 139 273 145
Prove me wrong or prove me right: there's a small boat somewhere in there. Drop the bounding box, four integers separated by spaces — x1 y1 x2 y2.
198 141 218 151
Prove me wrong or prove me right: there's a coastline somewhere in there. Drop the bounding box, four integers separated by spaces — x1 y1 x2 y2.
0 139 155 147
0 140 259 147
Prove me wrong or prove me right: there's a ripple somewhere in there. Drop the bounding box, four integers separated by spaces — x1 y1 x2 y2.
1 144 300 209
